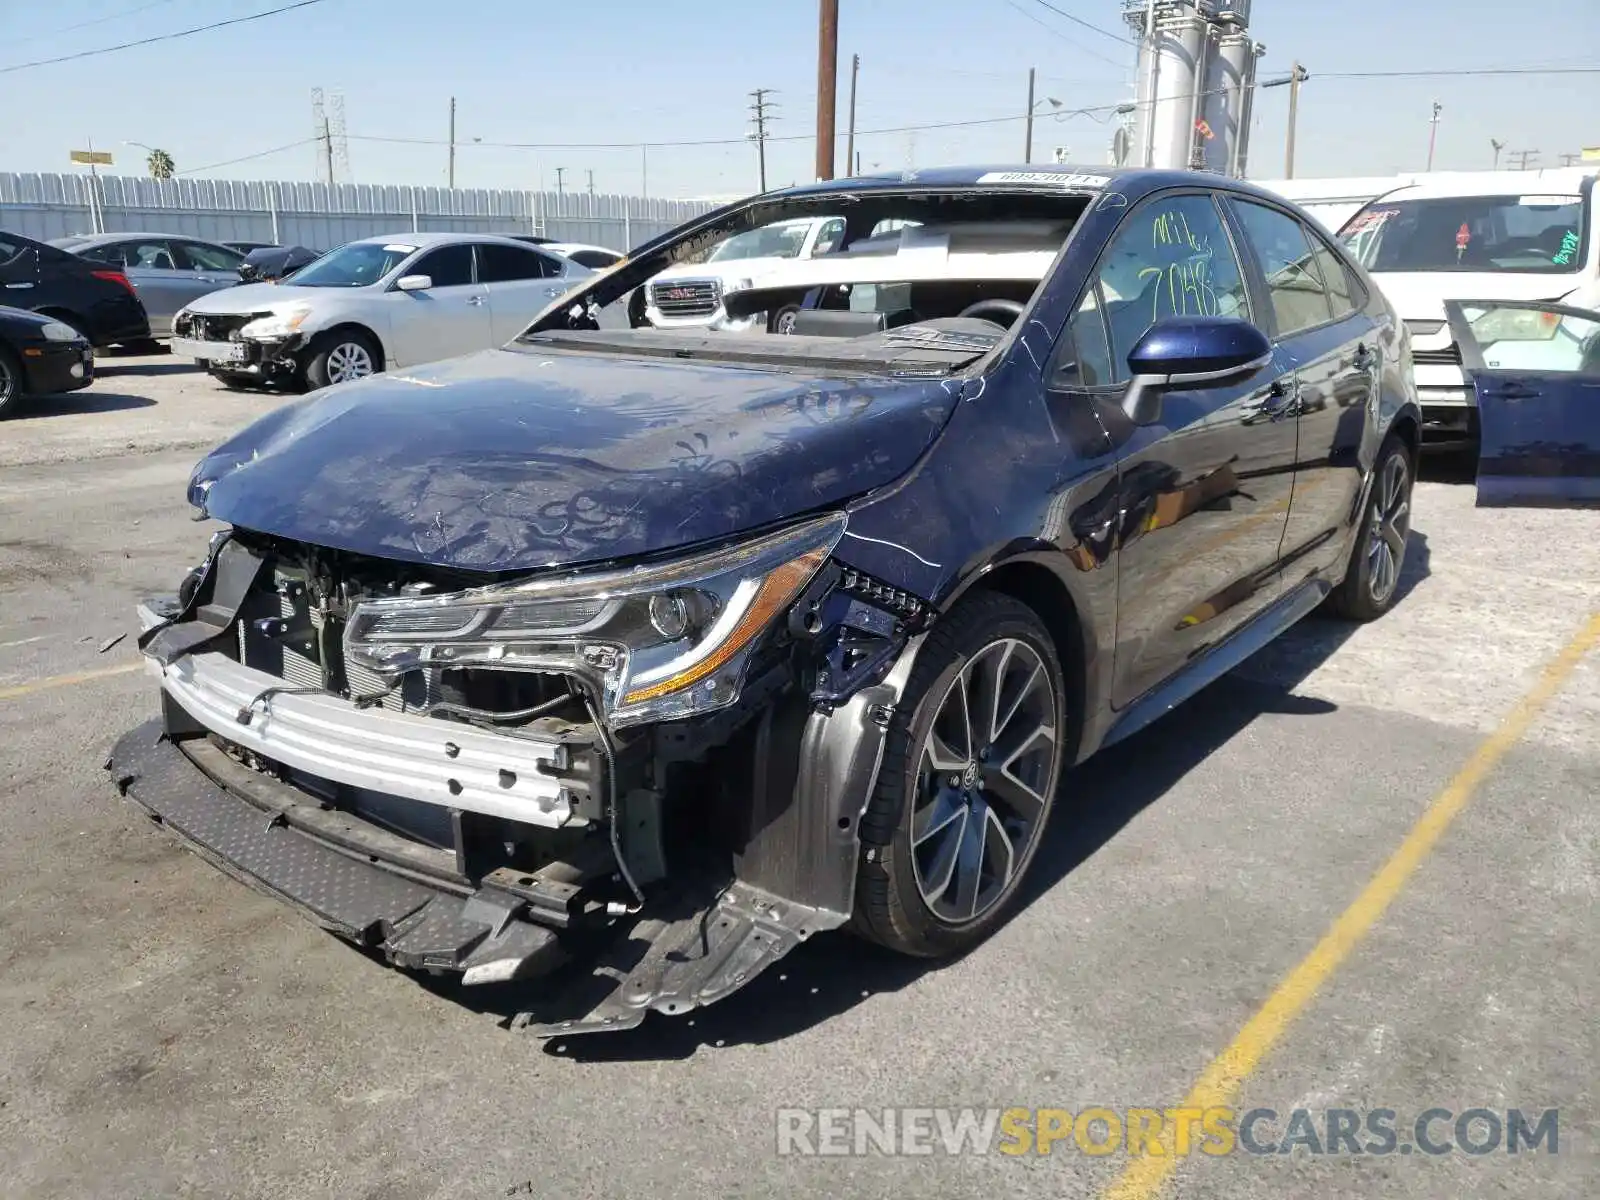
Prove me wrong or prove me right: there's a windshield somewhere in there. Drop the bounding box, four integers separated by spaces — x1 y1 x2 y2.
708 223 811 262
1341 193 1588 274
286 242 416 287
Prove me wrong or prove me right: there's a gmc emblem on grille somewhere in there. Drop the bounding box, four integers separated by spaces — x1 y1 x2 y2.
661 287 694 300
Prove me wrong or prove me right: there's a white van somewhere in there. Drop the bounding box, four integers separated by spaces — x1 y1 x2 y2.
1336 168 1598 447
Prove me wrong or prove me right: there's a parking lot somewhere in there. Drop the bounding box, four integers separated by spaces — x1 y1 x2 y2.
2 355 1596 1198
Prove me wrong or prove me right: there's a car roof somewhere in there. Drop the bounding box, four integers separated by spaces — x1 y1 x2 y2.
344 231 550 250
544 242 621 255
1371 167 1598 202
60 231 237 245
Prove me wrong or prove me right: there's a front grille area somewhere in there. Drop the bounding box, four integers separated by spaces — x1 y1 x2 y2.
1411 344 1461 367
235 568 439 714
176 311 258 341
649 278 721 317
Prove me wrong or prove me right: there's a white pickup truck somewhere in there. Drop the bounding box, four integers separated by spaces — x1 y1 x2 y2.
642 215 847 331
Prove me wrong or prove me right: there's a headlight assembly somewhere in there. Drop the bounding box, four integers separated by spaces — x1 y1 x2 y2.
344 513 846 726
239 305 312 340
39 321 80 342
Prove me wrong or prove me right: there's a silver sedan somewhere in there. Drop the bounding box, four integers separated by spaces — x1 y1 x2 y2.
168 232 593 390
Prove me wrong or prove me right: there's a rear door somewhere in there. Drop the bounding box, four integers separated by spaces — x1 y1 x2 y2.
473 242 570 343
1225 198 1378 583
1445 299 1600 507
90 238 188 334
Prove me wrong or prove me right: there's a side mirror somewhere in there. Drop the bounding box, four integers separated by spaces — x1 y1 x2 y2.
395 274 433 292
1121 316 1273 425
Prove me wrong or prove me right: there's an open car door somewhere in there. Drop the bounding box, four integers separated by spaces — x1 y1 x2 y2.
1445 299 1600 508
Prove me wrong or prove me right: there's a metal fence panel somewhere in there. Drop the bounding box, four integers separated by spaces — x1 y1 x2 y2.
0 171 715 251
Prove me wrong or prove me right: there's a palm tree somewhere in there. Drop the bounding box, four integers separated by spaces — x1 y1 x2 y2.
146 148 176 180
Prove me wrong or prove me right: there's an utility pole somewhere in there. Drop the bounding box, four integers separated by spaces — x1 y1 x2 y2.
448 96 456 189
749 88 775 192
816 0 839 180
641 144 649 197
1509 148 1540 170
845 53 859 177
1558 152 1580 166
554 167 566 198
1425 100 1441 171
1491 138 1505 169
1259 63 1312 177
586 169 595 196
1024 66 1037 163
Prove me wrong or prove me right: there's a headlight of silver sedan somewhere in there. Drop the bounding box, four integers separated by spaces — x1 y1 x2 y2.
344 513 846 727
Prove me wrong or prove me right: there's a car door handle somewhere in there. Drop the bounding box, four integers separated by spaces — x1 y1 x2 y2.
466 295 485 306
1352 343 1378 371
1489 382 1539 400
1263 378 1301 419
5 281 34 289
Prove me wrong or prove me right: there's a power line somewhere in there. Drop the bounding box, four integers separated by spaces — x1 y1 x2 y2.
1003 0 1129 69
8 0 185 47
0 0 332 75
1027 0 1135 46
177 138 321 176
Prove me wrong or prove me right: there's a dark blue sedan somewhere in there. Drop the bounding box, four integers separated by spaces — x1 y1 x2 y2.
112 165 1432 1035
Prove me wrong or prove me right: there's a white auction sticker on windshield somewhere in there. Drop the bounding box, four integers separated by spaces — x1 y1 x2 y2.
977 171 1107 188
382 244 418 252
1516 195 1578 207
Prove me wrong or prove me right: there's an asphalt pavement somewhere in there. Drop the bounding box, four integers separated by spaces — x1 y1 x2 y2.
0 355 1595 1199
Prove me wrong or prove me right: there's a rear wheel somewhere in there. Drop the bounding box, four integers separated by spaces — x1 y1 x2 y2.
302 328 380 390
853 592 1066 957
1328 433 1414 621
0 346 24 417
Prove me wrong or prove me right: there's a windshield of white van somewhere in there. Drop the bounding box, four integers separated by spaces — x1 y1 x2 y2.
1340 193 1586 274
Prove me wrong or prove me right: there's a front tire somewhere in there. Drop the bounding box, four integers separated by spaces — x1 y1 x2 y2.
0 346 24 418
853 592 1066 957
302 328 381 390
1328 433 1414 622
768 304 801 335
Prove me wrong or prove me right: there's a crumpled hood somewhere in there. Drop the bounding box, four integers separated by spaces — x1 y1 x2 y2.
190 345 957 572
183 281 355 314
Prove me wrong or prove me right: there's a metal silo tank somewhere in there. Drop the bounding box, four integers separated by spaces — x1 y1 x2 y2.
1201 27 1254 173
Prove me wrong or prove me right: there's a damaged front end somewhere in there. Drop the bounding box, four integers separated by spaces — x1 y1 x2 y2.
109 515 930 1036
172 310 308 382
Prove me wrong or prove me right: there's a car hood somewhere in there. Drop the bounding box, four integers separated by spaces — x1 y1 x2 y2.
183 281 359 314
190 345 957 573
1370 271 1581 322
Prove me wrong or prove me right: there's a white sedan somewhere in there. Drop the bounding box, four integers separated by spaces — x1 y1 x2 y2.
170 232 592 390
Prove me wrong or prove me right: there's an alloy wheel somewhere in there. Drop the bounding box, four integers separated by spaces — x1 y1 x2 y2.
326 341 374 384
910 638 1060 924
1366 452 1410 605
0 357 14 407
775 309 798 335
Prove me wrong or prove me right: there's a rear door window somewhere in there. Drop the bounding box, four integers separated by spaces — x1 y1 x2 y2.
476 243 561 282
117 239 181 271
1230 200 1335 335
567 249 621 270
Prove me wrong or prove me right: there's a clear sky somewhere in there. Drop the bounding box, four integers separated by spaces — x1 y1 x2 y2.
1 0 1596 198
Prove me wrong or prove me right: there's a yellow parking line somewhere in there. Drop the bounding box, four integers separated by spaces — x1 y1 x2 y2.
0 661 144 702
1103 609 1600 1200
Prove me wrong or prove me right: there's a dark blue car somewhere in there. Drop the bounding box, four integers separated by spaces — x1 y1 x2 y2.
112 165 1429 1036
